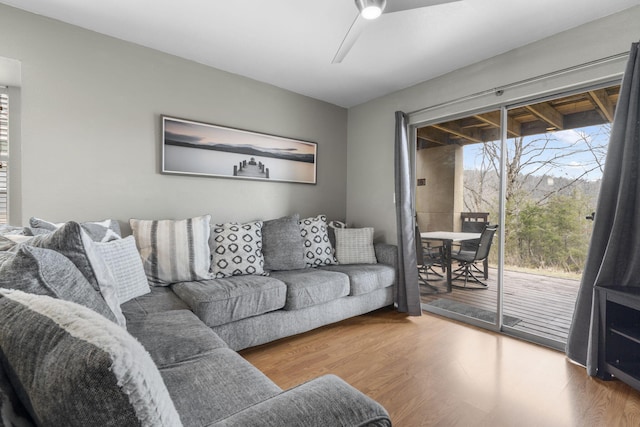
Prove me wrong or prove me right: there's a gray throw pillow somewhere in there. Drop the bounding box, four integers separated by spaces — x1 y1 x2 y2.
262 214 306 271
0 289 182 427
23 222 125 327
29 217 122 242
0 235 32 252
0 361 34 427
0 245 118 323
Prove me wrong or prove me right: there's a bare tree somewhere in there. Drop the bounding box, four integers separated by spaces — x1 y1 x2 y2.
463 126 609 270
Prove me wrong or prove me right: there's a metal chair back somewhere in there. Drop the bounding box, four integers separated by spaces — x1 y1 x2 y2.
474 224 498 261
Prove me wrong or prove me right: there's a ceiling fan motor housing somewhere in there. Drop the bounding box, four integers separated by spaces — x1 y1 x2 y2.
355 0 387 19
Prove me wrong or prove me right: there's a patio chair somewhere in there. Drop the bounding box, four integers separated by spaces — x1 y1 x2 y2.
415 225 445 293
460 212 490 279
451 224 498 289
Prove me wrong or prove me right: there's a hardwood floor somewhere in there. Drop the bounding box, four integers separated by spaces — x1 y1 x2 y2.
241 307 640 426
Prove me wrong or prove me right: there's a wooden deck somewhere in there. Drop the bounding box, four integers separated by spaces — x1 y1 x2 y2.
420 268 580 345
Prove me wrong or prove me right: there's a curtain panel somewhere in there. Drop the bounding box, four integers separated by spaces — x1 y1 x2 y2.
566 42 640 374
394 111 421 316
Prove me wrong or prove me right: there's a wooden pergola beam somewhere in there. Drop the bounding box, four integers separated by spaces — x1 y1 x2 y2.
588 89 614 122
525 102 564 130
474 112 522 137
431 121 483 144
416 127 449 146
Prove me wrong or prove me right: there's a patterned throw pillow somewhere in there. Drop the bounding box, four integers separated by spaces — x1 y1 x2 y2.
210 221 265 278
0 289 183 427
29 217 122 242
299 215 337 267
130 215 212 285
333 227 378 264
94 236 150 304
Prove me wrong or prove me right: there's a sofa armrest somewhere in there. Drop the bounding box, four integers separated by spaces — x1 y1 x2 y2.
375 243 397 270
209 374 391 427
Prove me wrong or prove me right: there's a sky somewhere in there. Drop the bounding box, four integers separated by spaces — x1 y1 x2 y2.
463 124 610 181
164 117 316 155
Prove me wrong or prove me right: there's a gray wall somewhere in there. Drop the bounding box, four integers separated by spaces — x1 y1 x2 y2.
0 4 348 230
346 6 640 244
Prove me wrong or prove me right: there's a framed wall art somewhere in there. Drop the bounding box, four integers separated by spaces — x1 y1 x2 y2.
162 116 317 184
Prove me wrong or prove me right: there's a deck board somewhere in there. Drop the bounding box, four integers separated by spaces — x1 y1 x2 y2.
420 268 580 344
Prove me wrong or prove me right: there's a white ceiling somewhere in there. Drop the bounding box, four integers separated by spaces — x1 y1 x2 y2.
2 0 639 107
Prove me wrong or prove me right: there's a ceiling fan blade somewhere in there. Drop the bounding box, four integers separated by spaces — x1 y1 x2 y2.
384 0 462 14
332 14 369 64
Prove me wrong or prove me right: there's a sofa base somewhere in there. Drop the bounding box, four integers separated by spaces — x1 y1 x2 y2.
212 286 394 351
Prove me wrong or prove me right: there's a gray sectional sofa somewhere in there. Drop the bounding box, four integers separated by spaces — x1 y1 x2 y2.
0 214 396 426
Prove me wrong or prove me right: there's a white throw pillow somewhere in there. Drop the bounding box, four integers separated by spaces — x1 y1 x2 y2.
299 215 337 267
210 221 265 278
94 236 151 304
334 227 377 264
129 215 212 285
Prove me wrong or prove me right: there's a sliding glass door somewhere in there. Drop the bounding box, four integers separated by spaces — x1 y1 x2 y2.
416 108 500 326
417 83 619 349
500 88 615 347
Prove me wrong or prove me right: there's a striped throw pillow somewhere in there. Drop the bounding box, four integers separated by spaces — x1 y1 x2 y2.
130 215 211 285
333 227 377 264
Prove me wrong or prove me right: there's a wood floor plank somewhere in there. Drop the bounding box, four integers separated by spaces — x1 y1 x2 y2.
241 308 640 426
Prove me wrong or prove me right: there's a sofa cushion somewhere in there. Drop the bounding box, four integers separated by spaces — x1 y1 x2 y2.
22 222 125 326
321 264 396 296
29 217 122 242
299 215 337 267
210 221 265 278
160 347 281 426
94 236 150 304
270 269 349 310
262 214 306 271
130 215 212 285
121 286 190 319
0 245 118 323
172 276 286 327
333 227 378 264
211 374 391 427
0 355 35 426
0 289 182 427
126 310 227 367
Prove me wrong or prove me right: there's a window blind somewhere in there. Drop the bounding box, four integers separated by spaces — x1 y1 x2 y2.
0 91 9 224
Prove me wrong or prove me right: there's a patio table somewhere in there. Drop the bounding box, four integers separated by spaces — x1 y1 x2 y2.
420 231 481 292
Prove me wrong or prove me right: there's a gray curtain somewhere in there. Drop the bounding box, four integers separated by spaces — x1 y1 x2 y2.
394 111 421 316
566 42 640 375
